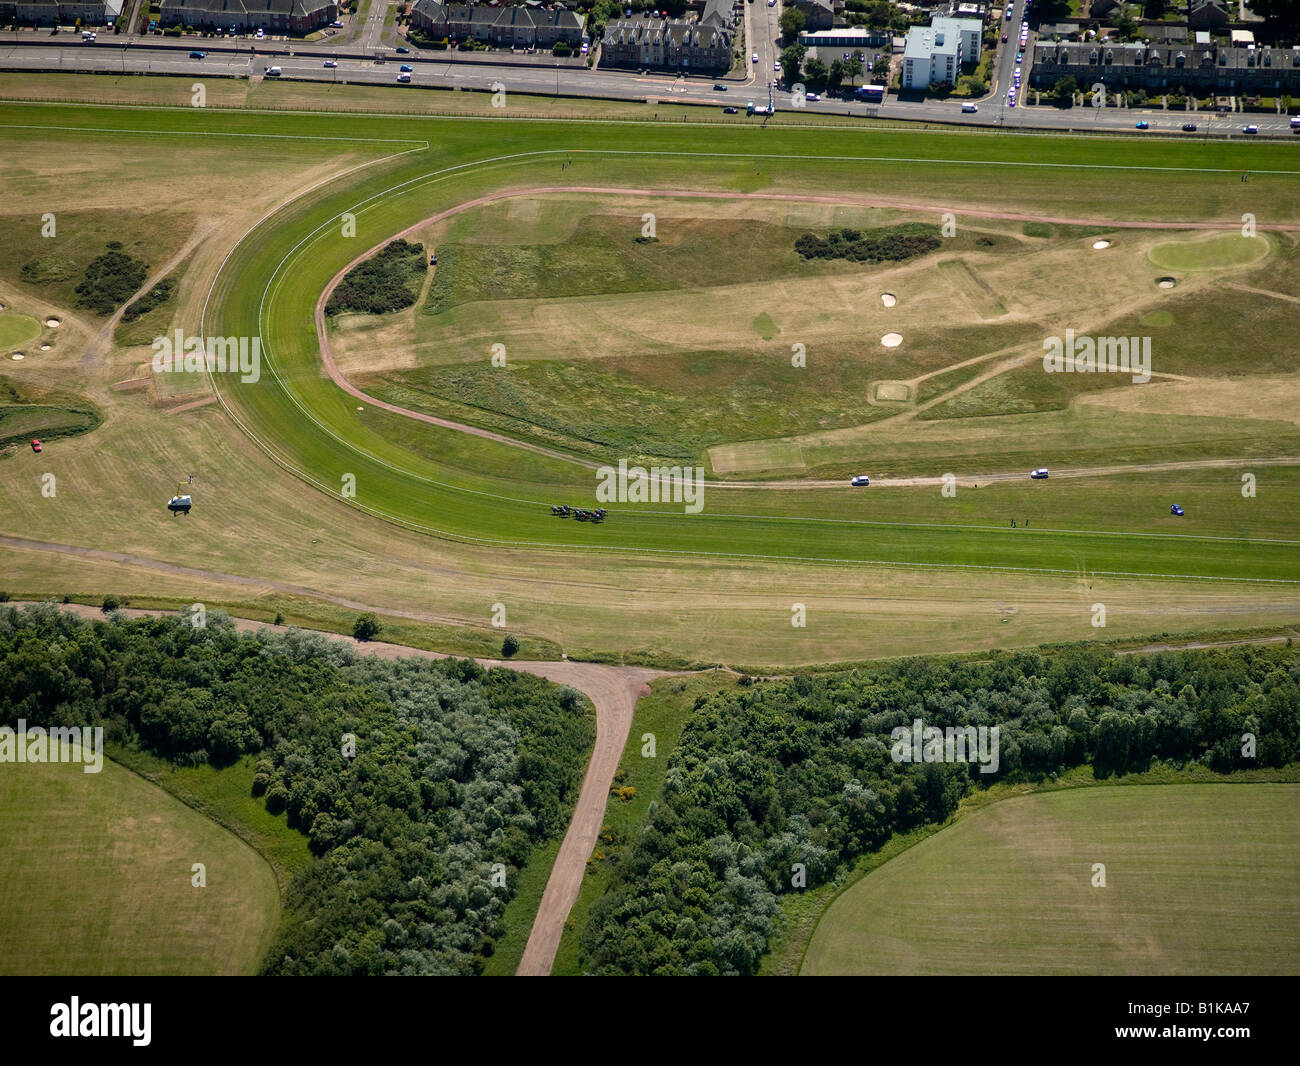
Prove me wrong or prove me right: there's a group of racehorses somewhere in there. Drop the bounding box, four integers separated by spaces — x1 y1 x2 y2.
551 505 607 522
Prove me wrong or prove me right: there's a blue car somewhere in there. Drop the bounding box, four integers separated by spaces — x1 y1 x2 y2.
1170 504 1184 516
1135 121 1149 130
400 64 413 72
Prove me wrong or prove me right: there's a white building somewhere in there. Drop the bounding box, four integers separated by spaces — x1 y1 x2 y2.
900 15 983 89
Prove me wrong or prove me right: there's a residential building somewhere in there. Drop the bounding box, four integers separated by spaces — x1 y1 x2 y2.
157 0 338 34
1 0 120 23
1031 39 1300 93
789 0 834 32
900 16 980 89
410 1 586 48
600 14 734 72
902 24 962 88
1187 0 1229 31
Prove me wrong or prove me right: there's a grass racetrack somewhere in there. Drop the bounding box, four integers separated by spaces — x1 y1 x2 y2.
1 92 1299 665
0 748 280 975
802 784 1300 975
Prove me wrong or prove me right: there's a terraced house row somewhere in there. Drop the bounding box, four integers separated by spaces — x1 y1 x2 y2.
410 0 586 48
1031 40 1300 94
600 0 737 73
157 0 339 33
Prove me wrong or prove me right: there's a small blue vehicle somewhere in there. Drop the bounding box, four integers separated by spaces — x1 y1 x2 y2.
1170 504 1184 516
400 64 413 72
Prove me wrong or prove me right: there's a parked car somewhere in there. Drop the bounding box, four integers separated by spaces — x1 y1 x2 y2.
806 91 820 101
1002 33 1008 41
255 28 265 39
1135 120 1149 129
331 19 344 27
429 252 438 265
581 42 589 54
1182 123 1197 132
1030 468 1049 479
850 475 870 487
723 106 738 113
31 439 41 453
1170 504 1184 516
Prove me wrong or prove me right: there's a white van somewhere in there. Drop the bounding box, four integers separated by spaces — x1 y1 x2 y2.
397 72 411 82
962 102 978 113
265 66 282 76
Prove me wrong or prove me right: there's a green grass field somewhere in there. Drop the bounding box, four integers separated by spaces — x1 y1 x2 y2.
0 311 40 349
0 745 280 975
802 783 1300 975
0 87 1297 666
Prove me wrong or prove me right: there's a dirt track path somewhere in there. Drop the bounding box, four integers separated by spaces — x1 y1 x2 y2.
10 596 670 978
312 185 1300 489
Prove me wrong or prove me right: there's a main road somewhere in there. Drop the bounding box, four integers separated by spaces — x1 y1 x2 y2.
1 30 1296 136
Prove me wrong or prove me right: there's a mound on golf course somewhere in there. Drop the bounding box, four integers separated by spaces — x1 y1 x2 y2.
803 783 1300 976
0 747 279 975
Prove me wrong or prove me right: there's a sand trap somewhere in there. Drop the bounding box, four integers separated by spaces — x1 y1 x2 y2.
356 406 364 411
45 318 61 328
881 293 897 308
1157 277 1176 289
0 303 6 311
881 333 903 348
39 343 51 351
10 353 23 361
1092 240 1111 250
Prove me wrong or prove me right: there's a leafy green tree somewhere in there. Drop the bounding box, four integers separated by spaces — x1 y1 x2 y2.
502 634 520 657
780 43 806 86
778 6 804 44
804 56 829 89
353 612 382 641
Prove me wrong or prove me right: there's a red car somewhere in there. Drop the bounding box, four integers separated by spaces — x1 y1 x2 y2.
31 439 42 453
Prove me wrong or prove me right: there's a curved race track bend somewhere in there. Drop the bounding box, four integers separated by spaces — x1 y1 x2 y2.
312 185 1300 489
11 599 671 978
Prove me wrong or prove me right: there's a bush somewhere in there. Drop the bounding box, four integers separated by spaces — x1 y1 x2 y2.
120 277 175 323
353 612 382 641
795 222 942 263
501 634 520 657
326 239 426 316
101 595 121 613
273 612 284 626
0 591 8 603
74 246 150 316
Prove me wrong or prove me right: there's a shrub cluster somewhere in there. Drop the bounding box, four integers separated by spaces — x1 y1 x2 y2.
74 246 150 316
120 277 175 323
326 239 426 316
794 223 942 263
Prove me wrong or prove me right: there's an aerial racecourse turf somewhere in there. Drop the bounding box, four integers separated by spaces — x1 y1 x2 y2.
217 125 1297 575
1 95 1299 664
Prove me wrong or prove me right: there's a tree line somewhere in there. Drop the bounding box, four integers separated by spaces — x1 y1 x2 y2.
579 644 1300 974
0 604 594 975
